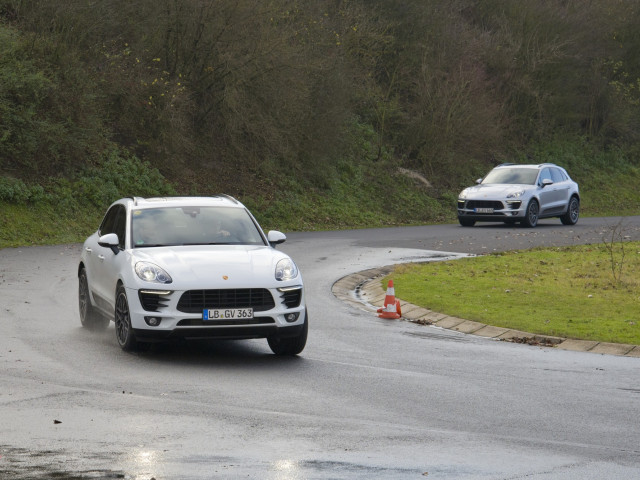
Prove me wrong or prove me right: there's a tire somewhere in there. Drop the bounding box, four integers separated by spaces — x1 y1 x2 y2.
521 199 539 228
115 285 138 351
458 217 475 227
268 310 308 356
78 268 109 330
560 196 580 225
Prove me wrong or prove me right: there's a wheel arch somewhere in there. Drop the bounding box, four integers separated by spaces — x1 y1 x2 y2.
115 279 125 299
562 193 580 215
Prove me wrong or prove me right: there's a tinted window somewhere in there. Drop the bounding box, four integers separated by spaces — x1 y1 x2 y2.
99 205 120 235
113 207 126 249
550 167 566 182
99 204 126 249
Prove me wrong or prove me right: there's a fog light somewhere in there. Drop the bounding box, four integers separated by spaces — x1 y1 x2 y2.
144 316 162 327
284 312 299 323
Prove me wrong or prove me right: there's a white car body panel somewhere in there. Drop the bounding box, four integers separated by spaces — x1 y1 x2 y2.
132 245 289 290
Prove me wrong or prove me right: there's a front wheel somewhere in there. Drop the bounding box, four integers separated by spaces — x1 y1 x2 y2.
458 217 475 227
521 199 539 228
115 285 138 351
268 310 308 356
560 196 580 225
79 268 109 330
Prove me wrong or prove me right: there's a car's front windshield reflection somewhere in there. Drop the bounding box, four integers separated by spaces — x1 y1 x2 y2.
482 168 538 185
131 206 265 247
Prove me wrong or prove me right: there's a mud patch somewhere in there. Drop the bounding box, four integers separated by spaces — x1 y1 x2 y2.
403 330 472 343
503 336 559 347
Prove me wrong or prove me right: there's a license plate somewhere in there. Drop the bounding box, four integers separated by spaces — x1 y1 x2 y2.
475 208 494 213
203 308 254 320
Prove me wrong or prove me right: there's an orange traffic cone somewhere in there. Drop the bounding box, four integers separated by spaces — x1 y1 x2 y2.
377 280 402 319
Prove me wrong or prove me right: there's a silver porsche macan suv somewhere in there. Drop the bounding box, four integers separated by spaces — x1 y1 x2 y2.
457 163 580 228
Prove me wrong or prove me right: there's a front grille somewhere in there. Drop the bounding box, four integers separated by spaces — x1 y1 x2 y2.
279 287 302 308
138 290 171 312
177 289 275 313
465 200 504 210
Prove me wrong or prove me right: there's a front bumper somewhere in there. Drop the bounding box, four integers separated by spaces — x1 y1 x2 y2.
457 199 524 221
133 320 306 341
125 285 306 341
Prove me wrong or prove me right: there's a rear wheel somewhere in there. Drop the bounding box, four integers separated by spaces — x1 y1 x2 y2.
115 285 138 351
78 268 109 330
560 196 580 225
268 310 308 356
521 199 539 228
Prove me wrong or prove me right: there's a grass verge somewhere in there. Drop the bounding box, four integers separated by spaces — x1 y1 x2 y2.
386 242 640 345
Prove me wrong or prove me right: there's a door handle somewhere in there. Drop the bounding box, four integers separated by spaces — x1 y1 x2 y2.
98 255 105 261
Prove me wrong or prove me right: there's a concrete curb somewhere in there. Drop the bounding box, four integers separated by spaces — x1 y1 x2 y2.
332 266 640 358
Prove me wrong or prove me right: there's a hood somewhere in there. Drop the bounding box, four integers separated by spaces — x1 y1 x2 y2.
131 245 292 289
462 183 534 198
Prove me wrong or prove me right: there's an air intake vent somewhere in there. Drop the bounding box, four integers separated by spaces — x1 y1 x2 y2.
279 287 302 308
138 290 172 312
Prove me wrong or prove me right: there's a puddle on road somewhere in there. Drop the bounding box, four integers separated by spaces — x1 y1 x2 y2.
0 446 125 480
1 446 435 479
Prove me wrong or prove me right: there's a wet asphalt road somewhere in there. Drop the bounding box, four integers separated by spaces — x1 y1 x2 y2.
1 216 639 479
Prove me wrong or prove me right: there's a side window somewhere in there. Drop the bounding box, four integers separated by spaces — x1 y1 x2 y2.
99 206 119 236
113 207 126 249
550 167 566 183
538 168 553 185
99 205 126 249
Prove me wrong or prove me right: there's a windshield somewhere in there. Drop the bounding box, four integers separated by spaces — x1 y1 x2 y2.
131 206 266 248
481 168 539 185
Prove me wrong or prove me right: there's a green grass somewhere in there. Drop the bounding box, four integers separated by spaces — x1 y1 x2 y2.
0 203 101 247
386 243 640 345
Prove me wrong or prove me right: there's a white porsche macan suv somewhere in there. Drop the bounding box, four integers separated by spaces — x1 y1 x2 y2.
78 196 307 355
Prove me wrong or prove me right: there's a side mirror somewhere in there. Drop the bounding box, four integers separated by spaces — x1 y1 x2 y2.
541 178 553 187
267 230 286 247
98 233 120 255
475 178 482 184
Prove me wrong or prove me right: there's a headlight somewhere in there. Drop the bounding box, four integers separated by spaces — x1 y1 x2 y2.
507 190 525 198
458 189 469 199
135 262 173 284
275 258 298 281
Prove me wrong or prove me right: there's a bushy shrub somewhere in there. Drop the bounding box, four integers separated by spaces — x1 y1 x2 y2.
77 149 176 206
0 176 47 203
1 148 175 211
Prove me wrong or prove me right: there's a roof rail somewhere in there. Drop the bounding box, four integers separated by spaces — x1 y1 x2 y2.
497 162 515 167
213 194 239 204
